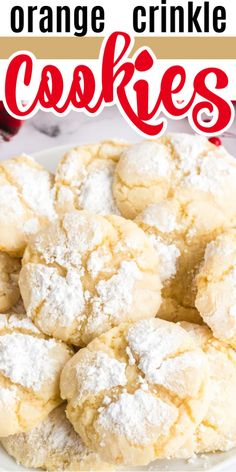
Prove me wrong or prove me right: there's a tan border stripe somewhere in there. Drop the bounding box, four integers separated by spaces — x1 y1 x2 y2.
0 37 235 59
133 37 236 59
0 37 103 59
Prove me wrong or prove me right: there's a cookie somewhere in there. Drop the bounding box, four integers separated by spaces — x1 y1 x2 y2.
0 154 56 256
135 197 228 317
0 252 21 312
177 322 236 456
196 230 236 348
1 404 112 471
19 211 162 346
55 140 129 216
113 134 236 219
0 313 72 437
60 318 210 466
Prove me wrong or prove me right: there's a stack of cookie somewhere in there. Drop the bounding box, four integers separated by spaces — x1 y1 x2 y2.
0 135 236 470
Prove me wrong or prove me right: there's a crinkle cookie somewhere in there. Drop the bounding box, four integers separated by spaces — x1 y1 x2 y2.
55 140 129 216
196 230 236 348
113 134 236 219
0 252 21 312
0 154 56 256
0 313 72 437
176 322 236 456
135 197 230 317
1 404 112 471
60 318 210 466
19 211 162 347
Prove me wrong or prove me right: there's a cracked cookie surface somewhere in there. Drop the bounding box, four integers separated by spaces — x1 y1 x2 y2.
0 313 72 437
0 154 56 256
196 230 236 348
55 140 129 216
176 322 236 456
19 211 162 346
1 404 112 471
60 318 209 466
135 196 231 319
113 134 236 220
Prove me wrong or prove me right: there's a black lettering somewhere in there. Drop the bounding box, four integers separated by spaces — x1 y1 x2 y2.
74 6 87 37
204 2 209 32
10 6 24 33
188 3 202 33
149 6 159 33
57 6 71 33
133 6 146 33
170 6 184 33
161 0 167 33
39 6 53 33
213 6 226 33
28 6 38 33
91 6 105 33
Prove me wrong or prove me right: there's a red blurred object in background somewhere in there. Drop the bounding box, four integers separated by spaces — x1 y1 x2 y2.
208 137 222 147
0 101 23 141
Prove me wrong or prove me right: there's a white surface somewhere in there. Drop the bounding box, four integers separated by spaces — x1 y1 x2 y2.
0 106 236 161
0 108 236 471
1 0 236 36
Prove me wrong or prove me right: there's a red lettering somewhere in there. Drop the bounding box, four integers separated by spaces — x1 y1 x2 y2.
3 33 233 137
161 66 196 116
5 54 34 116
192 68 232 134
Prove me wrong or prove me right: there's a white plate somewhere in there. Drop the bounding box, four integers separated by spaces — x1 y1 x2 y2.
0 144 236 472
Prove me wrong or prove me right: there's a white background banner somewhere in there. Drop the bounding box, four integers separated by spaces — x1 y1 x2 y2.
0 0 235 37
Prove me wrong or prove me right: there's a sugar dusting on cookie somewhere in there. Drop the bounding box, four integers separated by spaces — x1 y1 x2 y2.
78 164 120 215
1 155 56 220
0 333 61 391
75 351 127 400
97 388 178 446
148 235 180 282
20 212 161 346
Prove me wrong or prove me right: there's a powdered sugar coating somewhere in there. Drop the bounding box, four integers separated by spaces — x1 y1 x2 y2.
127 319 206 397
3 155 55 219
169 133 235 196
78 163 119 215
176 322 236 456
55 140 129 216
20 211 162 346
169 133 207 167
90 261 142 328
113 141 173 219
21 265 85 331
97 389 178 446
136 191 236 322
0 313 72 437
140 203 179 233
0 155 56 256
148 234 180 283
0 386 18 407
196 230 236 348
61 318 209 466
0 313 39 334
114 134 236 220
0 333 61 391
1 404 111 471
75 351 127 401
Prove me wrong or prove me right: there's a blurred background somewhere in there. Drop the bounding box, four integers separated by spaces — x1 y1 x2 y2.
0 105 236 159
